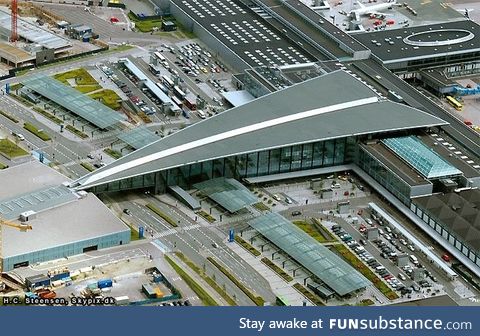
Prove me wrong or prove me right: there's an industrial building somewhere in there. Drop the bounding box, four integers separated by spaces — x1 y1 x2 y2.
0 161 130 271
353 20 480 73
169 0 316 71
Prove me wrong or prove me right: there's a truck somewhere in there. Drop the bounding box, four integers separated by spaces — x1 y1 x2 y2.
97 279 113 289
115 296 130 305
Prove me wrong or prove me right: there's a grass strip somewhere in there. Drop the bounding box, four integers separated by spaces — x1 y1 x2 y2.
261 258 293 282
292 283 325 306
235 236 261 257
0 109 19 123
65 125 89 139
33 107 63 125
253 202 270 211
332 245 399 300
104 148 122 159
80 162 95 172
146 203 178 227
175 252 236 306
0 139 29 158
207 256 264 306
23 122 51 141
165 255 218 306
198 210 216 223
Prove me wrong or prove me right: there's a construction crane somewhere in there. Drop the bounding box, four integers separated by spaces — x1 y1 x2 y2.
11 0 18 42
0 216 32 277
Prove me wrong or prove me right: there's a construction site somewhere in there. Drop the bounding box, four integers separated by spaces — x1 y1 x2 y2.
0 0 104 75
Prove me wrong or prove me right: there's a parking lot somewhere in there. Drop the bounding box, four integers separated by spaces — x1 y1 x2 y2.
215 172 453 305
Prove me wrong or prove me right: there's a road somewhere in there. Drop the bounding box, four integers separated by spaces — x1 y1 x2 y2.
107 192 276 305
351 59 480 158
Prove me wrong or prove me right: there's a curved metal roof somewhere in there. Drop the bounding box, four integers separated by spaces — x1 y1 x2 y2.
73 70 447 190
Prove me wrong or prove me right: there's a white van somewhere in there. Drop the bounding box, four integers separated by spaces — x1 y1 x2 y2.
197 110 206 119
409 255 418 265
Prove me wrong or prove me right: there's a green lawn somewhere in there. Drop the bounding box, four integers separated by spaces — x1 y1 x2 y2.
293 220 335 243
333 245 399 300
165 255 218 306
54 68 98 86
0 110 19 123
75 84 102 93
0 161 8 169
0 139 29 158
88 89 122 110
23 123 51 141
128 12 163 32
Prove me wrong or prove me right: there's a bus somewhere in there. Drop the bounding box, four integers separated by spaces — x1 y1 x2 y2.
173 85 186 99
153 51 166 63
172 96 183 108
446 95 463 111
162 75 174 89
156 82 169 94
149 63 161 76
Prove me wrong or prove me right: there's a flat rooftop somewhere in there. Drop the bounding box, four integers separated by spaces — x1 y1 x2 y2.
420 134 480 179
353 20 480 64
0 161 129 258
0 9 71 50
0 161 68 199
3 193 129 258
0 42 34 62
360 142 431 187
282 0 368 53
171 0 316 67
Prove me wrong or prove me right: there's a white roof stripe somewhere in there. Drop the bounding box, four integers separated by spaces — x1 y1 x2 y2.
79 96 378 187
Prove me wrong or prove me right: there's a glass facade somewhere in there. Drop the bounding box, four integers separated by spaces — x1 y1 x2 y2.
92 137 355 194
357 146 412 205
410 202 480 267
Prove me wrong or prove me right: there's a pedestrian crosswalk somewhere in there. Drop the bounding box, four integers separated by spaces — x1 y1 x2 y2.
156 224 201 237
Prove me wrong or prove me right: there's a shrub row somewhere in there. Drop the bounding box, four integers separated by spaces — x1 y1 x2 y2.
261 258 293 282
65 125 89 139
0 109 19 123
23 123 51 141
292 283 325 306
165 255 218 306
235 236 261 257
207 256 264 306
175 252 237 306
198 210 216 223
33 107 63 125
104 148 122 159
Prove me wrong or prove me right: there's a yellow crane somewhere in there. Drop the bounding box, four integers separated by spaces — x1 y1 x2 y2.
0 216 32 276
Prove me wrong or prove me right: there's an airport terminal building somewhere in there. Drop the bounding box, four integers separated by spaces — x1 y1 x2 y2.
73 71 448 195
73 70 480 276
